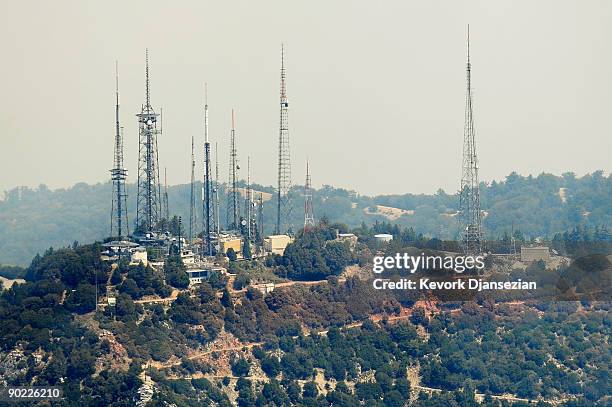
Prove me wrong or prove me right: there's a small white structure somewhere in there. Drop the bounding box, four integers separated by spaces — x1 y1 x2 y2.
254 282 276 295
374 233 394 244
101 240 140 261
521 246 550 263
265 234 292 255
130 247 148 266
186 266 227 285
180 249 196 265
336 233 358 249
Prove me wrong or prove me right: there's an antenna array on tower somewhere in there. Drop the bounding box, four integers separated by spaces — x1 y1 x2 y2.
459 26 484 255
189 134 197 244
135 50 162 233
110 61 129 238
226 110 240 230
304 160 315 228
276 44 293 235
202 85 214 255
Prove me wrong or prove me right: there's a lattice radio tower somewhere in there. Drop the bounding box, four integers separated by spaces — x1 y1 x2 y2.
257 193 264 243
136 49 162 233
304 160 315 229
276 44 293 235
202 85 214 255
226 110 240 230
110 61 129 238
459 26 483 255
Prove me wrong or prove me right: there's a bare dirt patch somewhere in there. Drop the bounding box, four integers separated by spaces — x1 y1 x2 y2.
364 205 414 220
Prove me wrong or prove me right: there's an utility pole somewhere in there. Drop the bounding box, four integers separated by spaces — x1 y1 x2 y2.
110 61 129 239
226 110 239 230
136 49 162 234
163 168 170 222
304 160 315 229
458 25 483 256
202 84 213 255
276 44 293 235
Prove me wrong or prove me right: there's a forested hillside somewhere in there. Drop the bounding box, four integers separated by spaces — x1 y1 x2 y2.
0 171 610 265
0 241 609 405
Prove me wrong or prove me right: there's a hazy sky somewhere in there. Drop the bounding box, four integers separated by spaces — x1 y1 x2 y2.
0 1 610 196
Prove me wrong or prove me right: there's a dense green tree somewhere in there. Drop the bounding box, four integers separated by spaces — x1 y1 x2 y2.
110 267 122 285
261 380 288 406
165 255 189 289
64 283 97 314
287 380 302 403
39 350 67 385
67 348 95 379
226 248 238 261
233 271 251 290
231 357 251 377
303 381 318 398
261 355 281 377
243 239 252 259
118 278 140 298
114 293 138 320
220 288 234 308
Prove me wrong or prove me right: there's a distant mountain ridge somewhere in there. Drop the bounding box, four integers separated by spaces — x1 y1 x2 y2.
0 171 610 266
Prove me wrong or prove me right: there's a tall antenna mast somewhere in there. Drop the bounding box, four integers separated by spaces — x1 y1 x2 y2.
304 160 315 228
226 110 240 230
202 84 213 255
214 142 220 235
276 44 293 235
246 156 252 240
136 49 162 233
189 134 197 244
459 25 483 255
110 61 129 238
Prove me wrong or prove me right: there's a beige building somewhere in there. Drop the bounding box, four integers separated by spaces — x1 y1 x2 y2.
130 248 148 266
521 246 550 262
219 237 242 256
180 249 196 265
265 234 292 255
254 282 276 294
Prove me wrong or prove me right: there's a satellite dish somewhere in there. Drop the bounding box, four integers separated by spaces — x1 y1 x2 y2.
241 219 247 226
